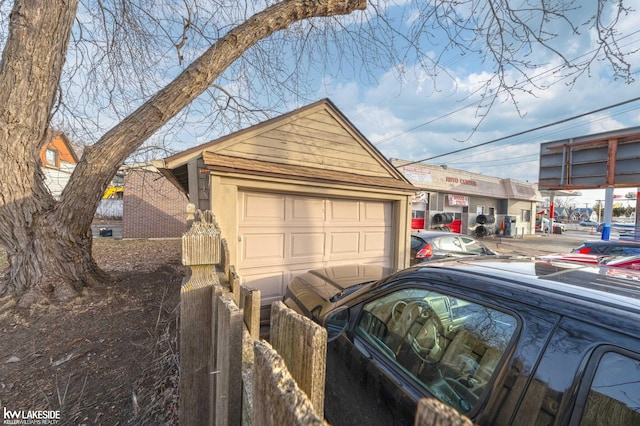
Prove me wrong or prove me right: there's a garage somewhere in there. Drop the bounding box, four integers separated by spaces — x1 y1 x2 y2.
238 191 394 308
156 99 416 320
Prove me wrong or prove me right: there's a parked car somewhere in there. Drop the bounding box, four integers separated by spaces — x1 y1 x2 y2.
283 260 640 425
572 239 640 256
539 253 640 270
580 220 599 227
410 231 497 265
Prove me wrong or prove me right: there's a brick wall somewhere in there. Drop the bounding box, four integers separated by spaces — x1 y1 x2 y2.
123 168 188 238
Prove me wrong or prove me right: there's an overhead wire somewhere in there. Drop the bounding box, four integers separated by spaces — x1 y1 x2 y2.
397 95 640 168
445 102 640 166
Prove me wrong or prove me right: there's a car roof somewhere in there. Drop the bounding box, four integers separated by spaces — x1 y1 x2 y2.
578 239 640 246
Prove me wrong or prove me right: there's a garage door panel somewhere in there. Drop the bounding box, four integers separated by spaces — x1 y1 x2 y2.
328 232 360 255
240 192 286 224
326 199 360 223
362 201 392 224
363 231 390 254
290 197 324 223
241 233 284 263
290 232 325 259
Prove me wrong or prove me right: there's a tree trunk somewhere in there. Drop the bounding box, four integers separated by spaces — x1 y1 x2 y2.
0 0 366 306
0 0 83 305
3 209 106 306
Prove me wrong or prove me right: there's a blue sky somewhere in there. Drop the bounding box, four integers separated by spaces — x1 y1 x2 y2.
307 1 640 206
43 1 640 206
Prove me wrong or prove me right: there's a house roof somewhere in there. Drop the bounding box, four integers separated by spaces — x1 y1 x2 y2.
40 130 79 165
202 152 416 191
158 98 414 193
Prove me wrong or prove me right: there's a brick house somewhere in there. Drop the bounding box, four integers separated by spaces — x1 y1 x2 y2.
122 165 188 238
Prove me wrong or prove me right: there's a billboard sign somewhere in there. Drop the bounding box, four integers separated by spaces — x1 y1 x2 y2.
538 127 640 190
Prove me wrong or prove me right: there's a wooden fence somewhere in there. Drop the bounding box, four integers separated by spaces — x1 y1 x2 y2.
179 208 473 425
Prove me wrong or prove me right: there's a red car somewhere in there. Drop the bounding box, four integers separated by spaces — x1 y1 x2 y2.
539 253 640 270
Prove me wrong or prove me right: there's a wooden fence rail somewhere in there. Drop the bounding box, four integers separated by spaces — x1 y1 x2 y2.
179 207 473 425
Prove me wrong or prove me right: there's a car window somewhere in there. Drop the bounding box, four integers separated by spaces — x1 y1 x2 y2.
617 246 640 256
578 351 640 425
459 237 486 254
355 288 518 415
411 236 426 251
437 236 463 252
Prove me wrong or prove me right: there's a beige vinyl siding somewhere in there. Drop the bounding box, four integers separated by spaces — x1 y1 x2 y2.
217 110 391 177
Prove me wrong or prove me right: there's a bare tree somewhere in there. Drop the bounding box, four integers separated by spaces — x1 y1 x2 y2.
0 0 636 306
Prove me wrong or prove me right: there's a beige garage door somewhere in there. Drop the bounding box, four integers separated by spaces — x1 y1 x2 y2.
237 191 394 314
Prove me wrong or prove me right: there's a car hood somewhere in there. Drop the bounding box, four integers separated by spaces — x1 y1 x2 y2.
286 264 396 321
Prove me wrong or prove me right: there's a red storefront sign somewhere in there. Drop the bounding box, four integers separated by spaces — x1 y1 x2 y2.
447 194 469 206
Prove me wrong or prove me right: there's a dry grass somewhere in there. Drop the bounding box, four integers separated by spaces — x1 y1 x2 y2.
0 238 183 425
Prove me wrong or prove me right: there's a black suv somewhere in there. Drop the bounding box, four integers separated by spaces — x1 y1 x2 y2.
283 260 640 425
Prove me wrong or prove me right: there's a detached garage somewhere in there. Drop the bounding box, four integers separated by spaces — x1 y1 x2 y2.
157 99 415 318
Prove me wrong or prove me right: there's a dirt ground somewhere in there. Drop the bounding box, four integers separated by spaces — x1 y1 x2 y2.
0 238 183 425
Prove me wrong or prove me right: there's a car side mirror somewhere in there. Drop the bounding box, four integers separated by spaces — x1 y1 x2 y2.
324 307 349 342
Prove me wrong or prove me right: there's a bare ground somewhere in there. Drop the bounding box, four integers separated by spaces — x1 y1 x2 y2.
0 238 183 425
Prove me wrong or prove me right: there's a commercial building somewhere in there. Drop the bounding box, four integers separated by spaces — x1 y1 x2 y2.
392 159 541 237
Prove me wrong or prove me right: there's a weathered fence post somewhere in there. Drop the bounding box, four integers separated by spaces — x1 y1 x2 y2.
252 340 326 426
209 283 223 426
180 210 221 426
239 285 261 341
270 301 327 416
215 293 244 426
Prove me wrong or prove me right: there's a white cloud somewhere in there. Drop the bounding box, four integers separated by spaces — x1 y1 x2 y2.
318 14 640 184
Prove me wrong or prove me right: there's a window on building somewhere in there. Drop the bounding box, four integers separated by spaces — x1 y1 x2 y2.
521 210 531 222
45 148 58 167
412 210 426 219
476 206 484 215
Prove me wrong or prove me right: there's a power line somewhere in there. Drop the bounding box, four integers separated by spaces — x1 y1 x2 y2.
397 96 640 168
444 103 640 165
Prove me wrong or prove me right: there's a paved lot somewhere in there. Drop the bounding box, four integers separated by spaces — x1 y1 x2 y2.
481 228 606 257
